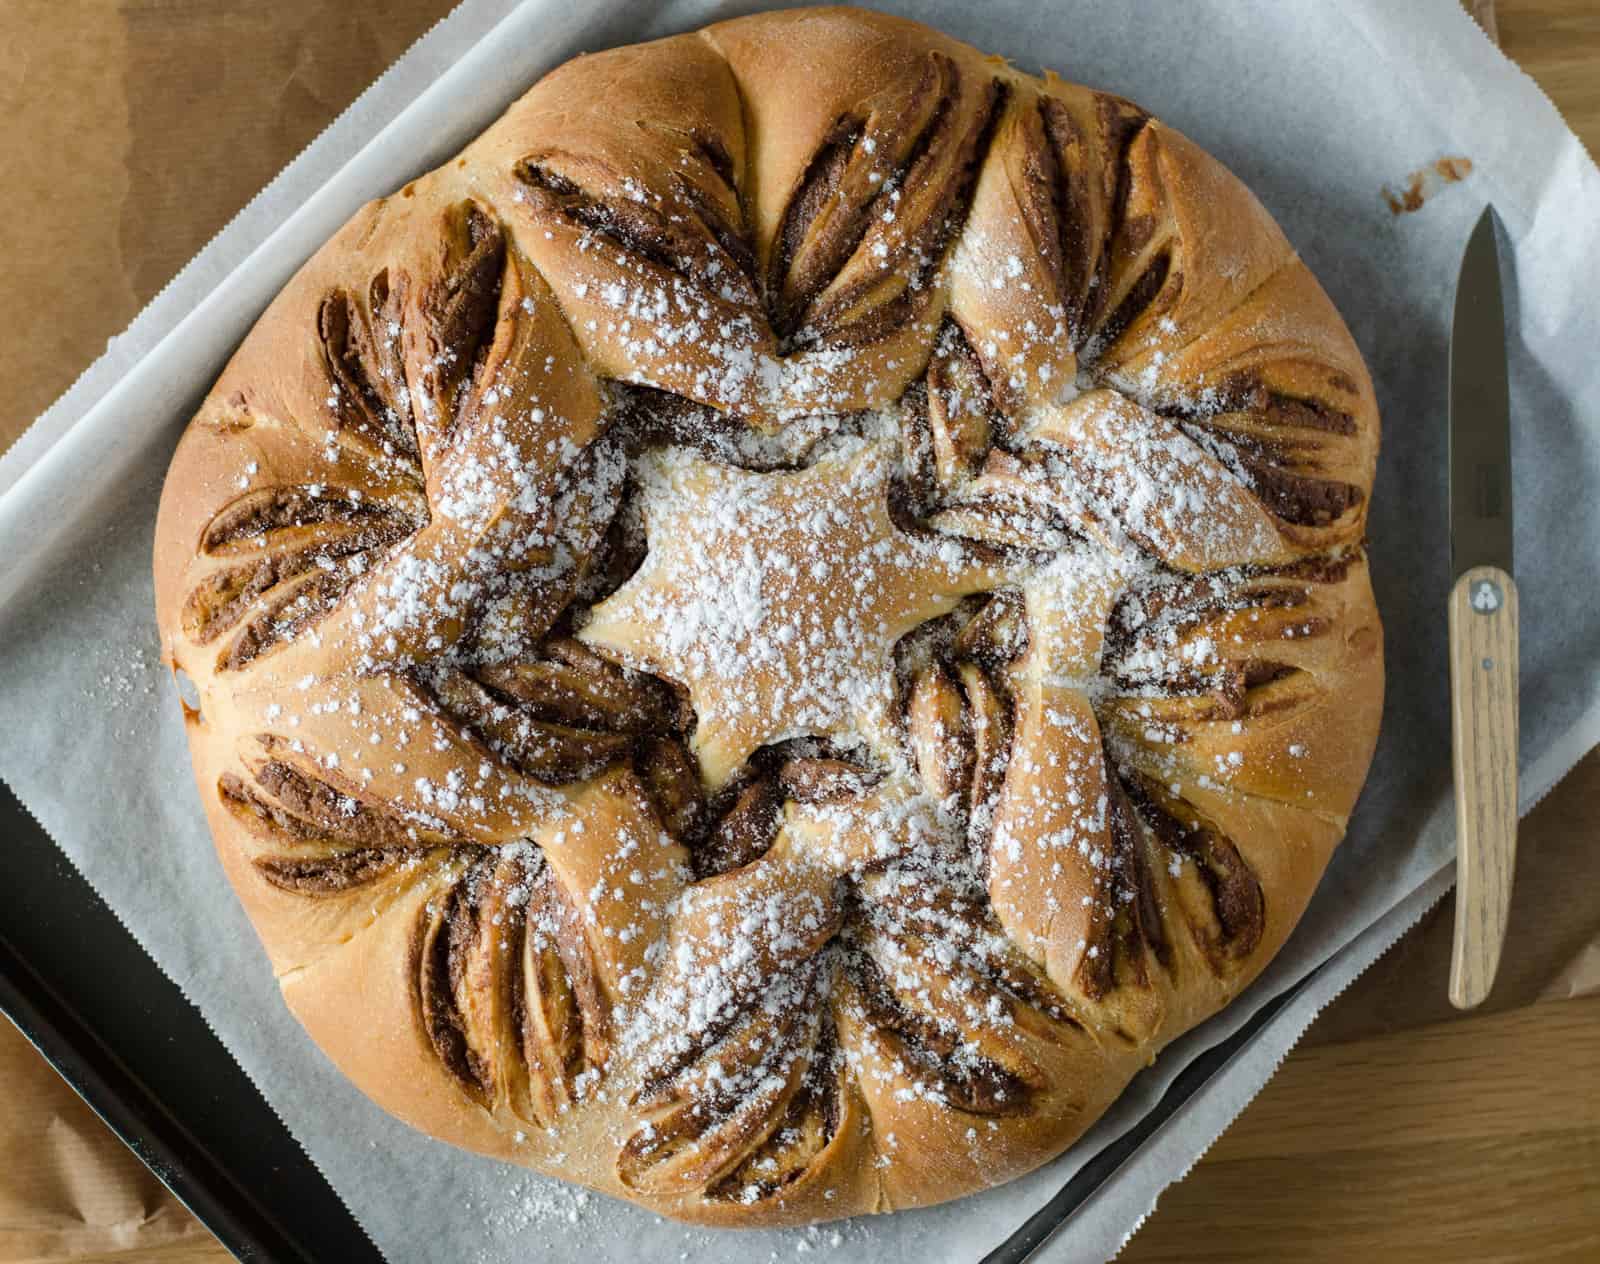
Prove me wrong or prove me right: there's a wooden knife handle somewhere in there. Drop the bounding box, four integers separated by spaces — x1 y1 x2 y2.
1447 564 1519 1010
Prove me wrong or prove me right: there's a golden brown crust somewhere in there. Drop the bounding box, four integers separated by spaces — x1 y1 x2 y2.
152 7 1383 1227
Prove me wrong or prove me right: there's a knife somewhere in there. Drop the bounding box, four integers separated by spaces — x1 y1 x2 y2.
1447 205 1518 1010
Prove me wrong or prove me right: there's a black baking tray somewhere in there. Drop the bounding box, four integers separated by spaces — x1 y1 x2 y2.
0 773 1314 1263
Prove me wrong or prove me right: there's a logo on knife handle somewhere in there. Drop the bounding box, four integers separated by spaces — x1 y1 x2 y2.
1471 578 1503 613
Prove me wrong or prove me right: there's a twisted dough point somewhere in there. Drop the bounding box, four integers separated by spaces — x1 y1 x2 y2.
153 7 1382 1227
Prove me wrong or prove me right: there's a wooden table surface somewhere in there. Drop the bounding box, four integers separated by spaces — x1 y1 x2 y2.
0 2 1596 1262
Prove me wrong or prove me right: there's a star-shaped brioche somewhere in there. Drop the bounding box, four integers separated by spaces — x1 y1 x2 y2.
579 439 1007 787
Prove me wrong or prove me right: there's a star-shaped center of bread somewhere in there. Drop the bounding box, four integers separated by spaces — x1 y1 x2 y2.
579 439 1006 787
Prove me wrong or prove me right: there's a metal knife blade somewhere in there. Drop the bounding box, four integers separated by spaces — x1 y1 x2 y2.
1449 206 1513 578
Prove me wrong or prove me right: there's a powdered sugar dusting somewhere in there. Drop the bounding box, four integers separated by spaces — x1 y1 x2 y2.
580 437 1005 785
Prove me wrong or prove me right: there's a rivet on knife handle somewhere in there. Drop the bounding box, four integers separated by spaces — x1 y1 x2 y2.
1447 564 1518 1009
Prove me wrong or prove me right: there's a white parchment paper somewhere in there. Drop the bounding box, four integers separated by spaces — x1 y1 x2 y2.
2 2 1598 1261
